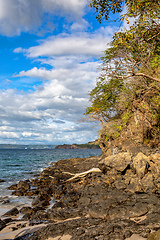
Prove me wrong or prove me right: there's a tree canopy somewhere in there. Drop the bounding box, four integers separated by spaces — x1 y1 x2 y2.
86 0 160 148
90 0 160 22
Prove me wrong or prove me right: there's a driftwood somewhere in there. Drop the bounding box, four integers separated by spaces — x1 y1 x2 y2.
49 168 101 182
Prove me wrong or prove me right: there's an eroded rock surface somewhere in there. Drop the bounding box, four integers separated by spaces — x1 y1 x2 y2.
3 150 160 239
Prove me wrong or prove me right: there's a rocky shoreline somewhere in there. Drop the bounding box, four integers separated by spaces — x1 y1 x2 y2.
1 146 160 239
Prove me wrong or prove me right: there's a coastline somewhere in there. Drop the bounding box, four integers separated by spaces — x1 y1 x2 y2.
0 147 160 239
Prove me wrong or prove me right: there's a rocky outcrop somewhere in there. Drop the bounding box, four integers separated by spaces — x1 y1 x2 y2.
99 151 131 173
55 141 100 149
3 207 19 217
3 149 160 239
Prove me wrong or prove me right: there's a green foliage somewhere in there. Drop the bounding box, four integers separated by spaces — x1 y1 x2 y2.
90 0 160 23
86 0 160 144
102 19 160 83
85 77 124 122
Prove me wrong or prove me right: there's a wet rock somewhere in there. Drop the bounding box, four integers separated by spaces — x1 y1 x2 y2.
132 152 149 178
20 206 33 214
17 180 30 191
22 212 32 220
0 219 6 231
32 194 51 207
99 152 131 173
3 207 19 216
7 150 160 240
7 183 18 190
31 210 48 221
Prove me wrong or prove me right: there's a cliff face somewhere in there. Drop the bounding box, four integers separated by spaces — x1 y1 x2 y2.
99 109 160 156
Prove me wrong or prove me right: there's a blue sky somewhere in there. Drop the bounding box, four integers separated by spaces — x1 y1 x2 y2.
0 0 119 145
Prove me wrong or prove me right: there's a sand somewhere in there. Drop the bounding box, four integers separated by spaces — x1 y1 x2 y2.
47 235 72 240
0 221 46 240
126 234 147 240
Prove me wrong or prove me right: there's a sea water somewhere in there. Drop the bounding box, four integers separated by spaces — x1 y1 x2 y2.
0 148 101 217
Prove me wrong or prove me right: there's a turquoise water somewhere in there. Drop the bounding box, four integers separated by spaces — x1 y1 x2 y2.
0 148 101 216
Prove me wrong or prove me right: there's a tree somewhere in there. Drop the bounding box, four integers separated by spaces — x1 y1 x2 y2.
90 0 160 22
86 0 160 149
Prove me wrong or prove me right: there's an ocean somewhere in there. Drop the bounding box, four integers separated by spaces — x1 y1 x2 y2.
0 148 101 217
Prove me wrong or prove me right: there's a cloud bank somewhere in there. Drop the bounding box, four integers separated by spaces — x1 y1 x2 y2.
0 0 88 36
0 0 117 144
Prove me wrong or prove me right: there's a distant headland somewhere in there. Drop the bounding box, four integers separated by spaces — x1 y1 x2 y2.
55 140 100 149
0 141 100 150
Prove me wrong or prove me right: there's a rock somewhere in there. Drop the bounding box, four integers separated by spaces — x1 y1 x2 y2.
3 207 19 216
17 180 30 191
7 183 17 190
148 229 160 240
99 152 131 173
0 219 6 231
32 194 51 207
0 179 5 182
6 149 160 240
132 152 149 178
0 218 14 231
31 210 48 221
20 206 33 214
114 179 127 190
149 153 160 179
127 202 148 218
127 177 143 193
141 173 155 193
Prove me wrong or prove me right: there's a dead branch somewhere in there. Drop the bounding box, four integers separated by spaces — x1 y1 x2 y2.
49 168 102 183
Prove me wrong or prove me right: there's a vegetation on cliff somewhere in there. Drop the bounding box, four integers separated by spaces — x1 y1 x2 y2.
86 0 160 149
55 141 100 149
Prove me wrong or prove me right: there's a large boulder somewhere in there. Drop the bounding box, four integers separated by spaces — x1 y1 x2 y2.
99 152 131 173
132 152 149 178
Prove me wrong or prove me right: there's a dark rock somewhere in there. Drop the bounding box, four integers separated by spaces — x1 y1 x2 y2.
22 212 32 220
0 219 6 231
20 206 33 214
17 180 30 191
8 149 160 240
31 210 48 221
2 218 12 224
7 183 18 190
3 207 19 216
0 179 5 182
32 194 51 207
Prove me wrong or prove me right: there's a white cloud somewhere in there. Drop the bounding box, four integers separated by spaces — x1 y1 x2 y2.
9 25 117 144
14 26 114 58
0 0 88 36
19 35 108 58
0 58 100 144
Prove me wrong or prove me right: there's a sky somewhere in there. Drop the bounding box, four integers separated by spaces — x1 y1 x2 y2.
0 0 119 145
